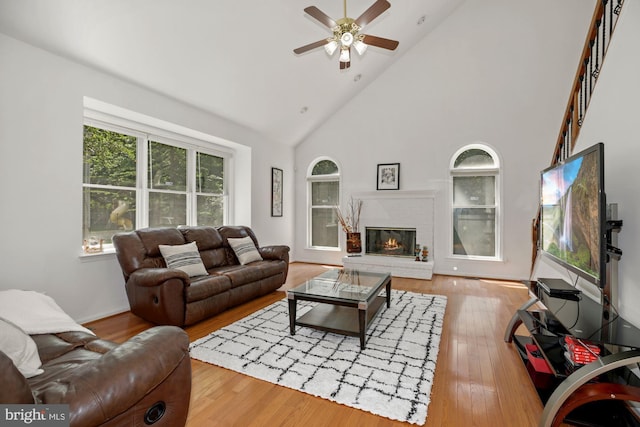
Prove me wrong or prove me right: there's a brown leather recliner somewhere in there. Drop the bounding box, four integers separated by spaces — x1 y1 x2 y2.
1 326 191 427
113 225 290 326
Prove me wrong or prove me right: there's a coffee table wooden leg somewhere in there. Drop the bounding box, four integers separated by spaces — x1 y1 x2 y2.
359 307 366 349
288 296 296 335
386 278 391 308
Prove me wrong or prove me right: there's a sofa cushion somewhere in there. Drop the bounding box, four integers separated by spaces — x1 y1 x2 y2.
227 236 263 265
185 274 232 303
0 318 43 378
32 332 101 364
159 241 208 277
137 227 185 257
212 261 284 287
180 226 224 250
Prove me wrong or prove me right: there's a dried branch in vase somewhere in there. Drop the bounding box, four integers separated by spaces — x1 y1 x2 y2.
335 197 363 233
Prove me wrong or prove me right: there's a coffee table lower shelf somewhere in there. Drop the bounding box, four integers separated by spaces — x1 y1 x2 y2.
293 295 386 349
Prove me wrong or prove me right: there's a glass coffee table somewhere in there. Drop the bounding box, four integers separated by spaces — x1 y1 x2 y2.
287 268 391 350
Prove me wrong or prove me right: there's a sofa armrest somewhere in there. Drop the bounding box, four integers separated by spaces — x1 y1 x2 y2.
127 268 190 288
259 245 290 262
125 269 189 326
38 326 191 427
0 350 35 404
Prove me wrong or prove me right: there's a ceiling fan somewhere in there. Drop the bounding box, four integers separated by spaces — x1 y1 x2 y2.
293 0 399 70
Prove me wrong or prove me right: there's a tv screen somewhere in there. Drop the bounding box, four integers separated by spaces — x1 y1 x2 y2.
540 143 606 288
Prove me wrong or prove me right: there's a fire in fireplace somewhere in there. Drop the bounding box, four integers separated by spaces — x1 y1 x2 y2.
365 227 416 258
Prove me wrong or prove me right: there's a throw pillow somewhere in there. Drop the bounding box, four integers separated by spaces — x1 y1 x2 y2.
227 236 263 265
0 318 43 378
159 241 208 277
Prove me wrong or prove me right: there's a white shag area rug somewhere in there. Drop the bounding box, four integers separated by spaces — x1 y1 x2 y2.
190 290 447 425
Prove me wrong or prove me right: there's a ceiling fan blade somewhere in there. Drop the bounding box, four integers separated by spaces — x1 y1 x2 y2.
293 39 329 55
361 34 399 51
304 6 337 28
355 0 391 28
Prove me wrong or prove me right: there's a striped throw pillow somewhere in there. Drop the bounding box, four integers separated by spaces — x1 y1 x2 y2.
159 241 208 277
227 236 263 265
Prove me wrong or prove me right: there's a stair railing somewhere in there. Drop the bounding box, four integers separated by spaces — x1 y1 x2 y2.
551 0 624 164
531 0 625 276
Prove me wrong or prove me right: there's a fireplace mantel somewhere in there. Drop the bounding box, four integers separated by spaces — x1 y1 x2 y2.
343 190 436 279
351 190 437 200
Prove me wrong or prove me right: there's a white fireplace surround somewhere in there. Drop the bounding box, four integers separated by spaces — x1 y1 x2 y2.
342 190 435 279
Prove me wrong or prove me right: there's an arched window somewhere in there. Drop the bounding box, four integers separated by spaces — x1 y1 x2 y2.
307 158 340 249
450 144 501 259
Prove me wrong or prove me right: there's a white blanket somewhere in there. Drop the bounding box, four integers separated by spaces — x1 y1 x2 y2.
0 289 94 335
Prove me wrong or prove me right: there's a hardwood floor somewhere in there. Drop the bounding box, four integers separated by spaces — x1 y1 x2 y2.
85 263 543 426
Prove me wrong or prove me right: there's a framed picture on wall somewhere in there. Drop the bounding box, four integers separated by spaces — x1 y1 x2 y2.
271 167 283 217
377 163 400 190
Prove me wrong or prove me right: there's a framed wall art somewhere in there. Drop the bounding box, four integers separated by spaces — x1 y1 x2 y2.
271 167 283 217
377 163 400 190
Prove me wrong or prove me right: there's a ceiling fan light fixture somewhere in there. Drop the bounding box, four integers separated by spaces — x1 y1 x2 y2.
340 32 354 47
354 40 368 55
339 48 350 63
324 40 339 56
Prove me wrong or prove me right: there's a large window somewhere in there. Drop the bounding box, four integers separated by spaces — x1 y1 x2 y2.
307 158 340 249
82 123 227 247
450 145 501 259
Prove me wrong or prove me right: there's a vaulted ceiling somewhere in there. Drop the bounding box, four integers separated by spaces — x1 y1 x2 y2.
0 0 465 146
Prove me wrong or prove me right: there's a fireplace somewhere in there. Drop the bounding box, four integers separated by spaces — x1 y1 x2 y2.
365 227 416 258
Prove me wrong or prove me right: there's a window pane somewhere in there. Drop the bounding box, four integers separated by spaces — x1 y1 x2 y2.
197 195 224 226
83 126 137 187
311 208 339 247
453 208 496 256
83 188 135 243
311 160 338 175
311 181 339 205
149 192 186 227
148 141 186 191
196 152 224 194
453 149 495 168
453 176 495 206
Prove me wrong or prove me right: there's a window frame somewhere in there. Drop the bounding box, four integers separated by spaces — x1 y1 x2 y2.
82 112 232 252
306 157 341 251
449 144 502 261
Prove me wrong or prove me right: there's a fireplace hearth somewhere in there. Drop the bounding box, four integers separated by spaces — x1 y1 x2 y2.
365 227 416 258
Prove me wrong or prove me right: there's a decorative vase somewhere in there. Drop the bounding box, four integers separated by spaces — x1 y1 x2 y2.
346 232 362 254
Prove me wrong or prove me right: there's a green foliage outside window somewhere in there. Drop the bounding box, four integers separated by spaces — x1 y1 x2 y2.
83 126 137 242
82 125 226 244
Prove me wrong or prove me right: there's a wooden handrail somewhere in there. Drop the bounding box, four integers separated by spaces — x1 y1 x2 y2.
551 0 624 165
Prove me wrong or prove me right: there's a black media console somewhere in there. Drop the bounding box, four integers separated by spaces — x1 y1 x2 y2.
505 279 640 427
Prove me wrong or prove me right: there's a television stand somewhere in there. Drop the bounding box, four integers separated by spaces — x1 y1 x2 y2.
504 281 640 427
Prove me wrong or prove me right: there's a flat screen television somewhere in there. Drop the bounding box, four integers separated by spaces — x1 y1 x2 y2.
540 142 606 288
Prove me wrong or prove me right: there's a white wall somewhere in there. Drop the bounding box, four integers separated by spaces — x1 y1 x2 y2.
294 0 596 280
0 34 294 322
548 0 640 327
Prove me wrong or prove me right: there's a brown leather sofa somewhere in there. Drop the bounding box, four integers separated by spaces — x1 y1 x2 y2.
113 225 290 326
1 326 191 427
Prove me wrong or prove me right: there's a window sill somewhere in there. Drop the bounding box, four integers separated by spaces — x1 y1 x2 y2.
446 255 504 263
306 246 342 252
79 248 116 261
